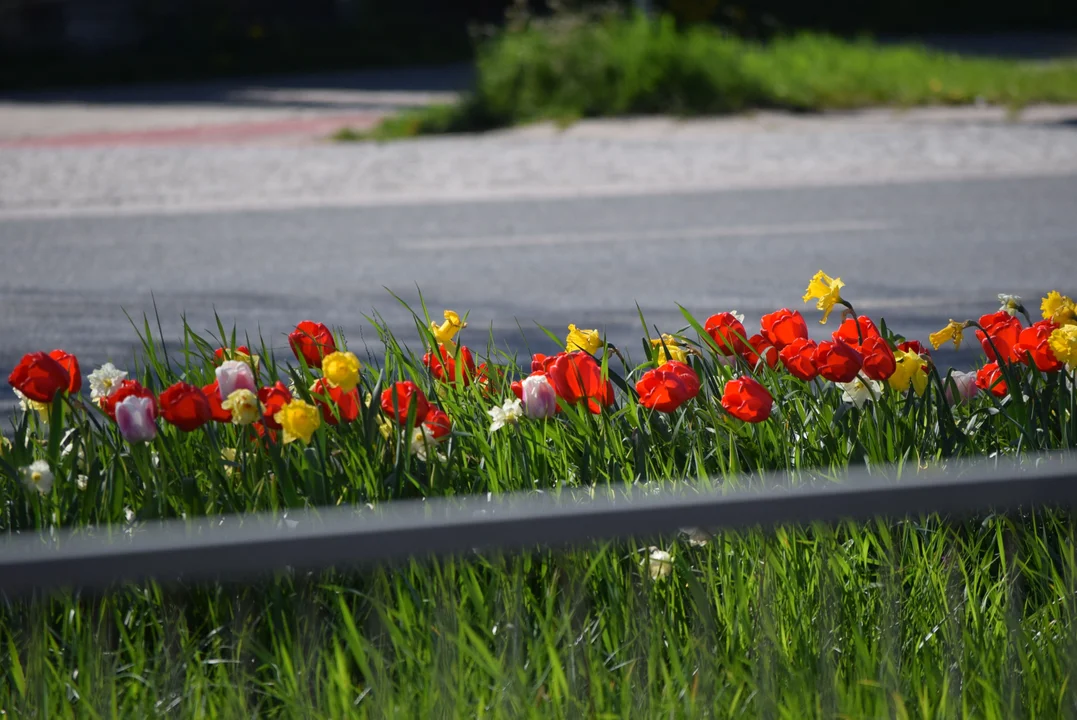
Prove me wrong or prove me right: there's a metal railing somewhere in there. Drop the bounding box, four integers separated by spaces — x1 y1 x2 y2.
2 452 1076 596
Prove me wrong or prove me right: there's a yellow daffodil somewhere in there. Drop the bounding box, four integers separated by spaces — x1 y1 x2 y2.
650 334 688 365
802 270 845 325
362 392 395 440
376 413 395 441
889 350 929 397
1041 291 1077 327
220 448 239 479
566 324 602 354
1049 325 1077 367
221 389 261 426
929 320 966 351
13 389 49 419
274 399 321 444
321 351 361 392
431 310 465 347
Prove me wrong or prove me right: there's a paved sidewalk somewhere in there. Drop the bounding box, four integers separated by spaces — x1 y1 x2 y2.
3 104 1077 220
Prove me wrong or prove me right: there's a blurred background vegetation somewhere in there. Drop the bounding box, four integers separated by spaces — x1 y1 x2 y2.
2 0 1076 90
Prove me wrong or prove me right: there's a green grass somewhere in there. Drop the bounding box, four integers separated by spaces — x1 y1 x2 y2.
336 14 1077 141
2 285 1077 715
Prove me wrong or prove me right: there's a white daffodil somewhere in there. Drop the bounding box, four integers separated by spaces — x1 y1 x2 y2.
76 474 89 491
409 426 438 461
840 376 883 409
59 428 82 460
680 527 712 547
997 294 1023 317
730 310 746 324
488 398 524 433
88 363 127 402
644 546 673 580
13 388 49 418
21 460 53 494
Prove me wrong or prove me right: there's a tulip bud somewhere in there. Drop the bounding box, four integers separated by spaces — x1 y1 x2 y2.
945 371 979 405
215 360 256 400
521 374 557 418
115 395 157 443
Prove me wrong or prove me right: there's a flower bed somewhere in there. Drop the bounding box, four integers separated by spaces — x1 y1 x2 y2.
2 272 1077 714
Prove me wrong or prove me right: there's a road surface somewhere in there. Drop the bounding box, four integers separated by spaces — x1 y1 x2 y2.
3 108 1077 419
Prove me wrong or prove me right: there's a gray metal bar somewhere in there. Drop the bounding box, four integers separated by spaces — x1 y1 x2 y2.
1 453 1076 596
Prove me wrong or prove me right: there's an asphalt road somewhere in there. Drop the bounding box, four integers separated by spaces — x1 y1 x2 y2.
3 172 1075 420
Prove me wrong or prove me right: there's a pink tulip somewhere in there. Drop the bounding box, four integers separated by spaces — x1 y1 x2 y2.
521 374 558 418
215 360 256 400
945 371 979 405
115 395 157 443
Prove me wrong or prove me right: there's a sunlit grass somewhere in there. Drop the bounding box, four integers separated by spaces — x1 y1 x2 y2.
2 292 1076 715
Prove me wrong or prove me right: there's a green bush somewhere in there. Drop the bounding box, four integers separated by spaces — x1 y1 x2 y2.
344 14 1077 140
474 15 762 118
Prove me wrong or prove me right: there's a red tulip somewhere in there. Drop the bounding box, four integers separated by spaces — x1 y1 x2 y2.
779 338 818 381
473 363 497 398
423 344 477 386
252 421 280 445
897 340 932 358
214 345 252 364
760 309 809 350
704 312 749 356
103 380 156 421
721 377 773 423
8 352 71 403
635 361 700 413
202 381 233 423
1014 320 1062 373
380 381 430 425
311 378 360 425
47 350 81 394
859 335 896 382
813 340 863 383
530 353 559 374
423 407 452 439
832 315 880 349
743 333 779 369
288 320 336 367
546 352 614 414
975 362 1008 398
258 382 292 430
158 382 213 432
976 311 1021 363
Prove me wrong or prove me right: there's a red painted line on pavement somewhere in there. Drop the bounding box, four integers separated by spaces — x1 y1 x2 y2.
0 113 383 148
